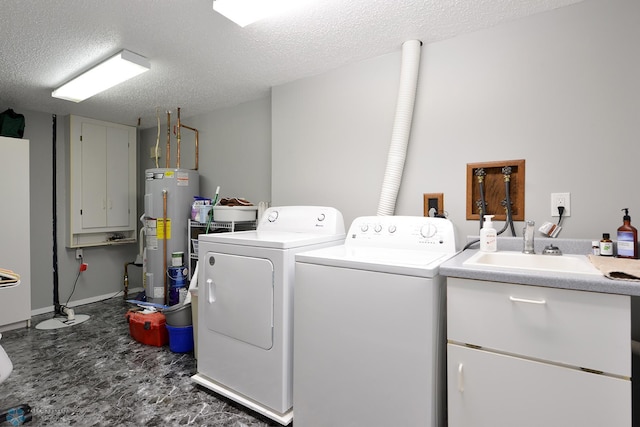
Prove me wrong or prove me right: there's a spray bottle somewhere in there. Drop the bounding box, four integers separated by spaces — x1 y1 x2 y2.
480 215 497 252
617 208 638 259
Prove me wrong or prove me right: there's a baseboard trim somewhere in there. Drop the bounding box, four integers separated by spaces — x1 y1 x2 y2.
31 287 144 316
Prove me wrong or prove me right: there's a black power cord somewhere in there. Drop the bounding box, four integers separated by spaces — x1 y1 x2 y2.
557 206 565 227
65 257 84 308
53 256 84 319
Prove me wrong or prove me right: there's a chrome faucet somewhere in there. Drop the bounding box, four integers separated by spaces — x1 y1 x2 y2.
523 220 535 254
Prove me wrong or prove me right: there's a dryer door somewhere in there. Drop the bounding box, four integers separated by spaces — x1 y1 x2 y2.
203 252 274 350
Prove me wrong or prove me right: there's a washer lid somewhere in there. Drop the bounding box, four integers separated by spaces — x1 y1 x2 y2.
199 230 346 249
295 245 455 277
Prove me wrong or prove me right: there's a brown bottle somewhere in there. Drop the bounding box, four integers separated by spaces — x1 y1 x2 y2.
617 208 638 259
600 233 613 256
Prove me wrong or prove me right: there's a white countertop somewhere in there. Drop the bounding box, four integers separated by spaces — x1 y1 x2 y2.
440 237 640 297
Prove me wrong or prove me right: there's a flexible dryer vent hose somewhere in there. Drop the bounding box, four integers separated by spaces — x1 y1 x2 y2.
376 39 422 216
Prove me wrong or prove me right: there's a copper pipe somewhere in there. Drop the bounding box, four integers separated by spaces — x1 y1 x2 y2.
176 107 182 169
168 106 199 170
180 124 199 170
166 111 171 168
154 108 160 168
162 189 168 305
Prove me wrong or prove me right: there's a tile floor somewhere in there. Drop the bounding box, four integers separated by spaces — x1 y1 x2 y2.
0 297 281 426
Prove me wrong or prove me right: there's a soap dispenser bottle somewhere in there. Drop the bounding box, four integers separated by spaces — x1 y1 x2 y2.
617 208 638 259
480 215 497 252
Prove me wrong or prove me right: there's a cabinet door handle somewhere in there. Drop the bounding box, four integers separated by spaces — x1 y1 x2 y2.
509 296 546 305
458 363 464 392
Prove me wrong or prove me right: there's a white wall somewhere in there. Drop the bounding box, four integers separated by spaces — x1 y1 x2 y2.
21 111 55 311
272 52 399 219
272 0 640 248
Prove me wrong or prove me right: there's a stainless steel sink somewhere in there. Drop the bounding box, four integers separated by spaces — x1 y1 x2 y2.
463 250 602 275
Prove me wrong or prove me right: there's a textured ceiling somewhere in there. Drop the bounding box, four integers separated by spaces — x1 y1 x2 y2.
0 0 583 129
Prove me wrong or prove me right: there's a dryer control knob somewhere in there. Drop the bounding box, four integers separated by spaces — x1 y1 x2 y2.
318 213 326 221
360 224 369 232
420 224 436 238
374 224 382 233
267 211 279 222
388 225 397 233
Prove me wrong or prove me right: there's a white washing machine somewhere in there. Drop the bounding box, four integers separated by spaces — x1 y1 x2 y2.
192 206 345 425
293 216 457 427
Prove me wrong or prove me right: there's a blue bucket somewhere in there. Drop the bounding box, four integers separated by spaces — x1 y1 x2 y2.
168 266 188 306
166 324 194 353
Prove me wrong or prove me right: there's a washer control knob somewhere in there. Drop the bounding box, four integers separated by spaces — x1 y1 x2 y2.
420 224 436 238
388 225 397 233
318 213 326 222
267 211 279 222
374 224 382 233
360 224 369 232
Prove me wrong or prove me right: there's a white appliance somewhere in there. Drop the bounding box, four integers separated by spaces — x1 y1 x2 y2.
143 168 199 304
293 216 457 427
192 206 345 425
0 137 30 332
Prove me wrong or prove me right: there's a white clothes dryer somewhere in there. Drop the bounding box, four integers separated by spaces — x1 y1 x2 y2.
192 206 345 425
293 216 457 427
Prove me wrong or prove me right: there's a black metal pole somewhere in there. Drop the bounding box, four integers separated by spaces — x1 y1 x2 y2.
52 114 60 311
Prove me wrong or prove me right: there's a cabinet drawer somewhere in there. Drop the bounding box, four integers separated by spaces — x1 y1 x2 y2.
447 278 630 376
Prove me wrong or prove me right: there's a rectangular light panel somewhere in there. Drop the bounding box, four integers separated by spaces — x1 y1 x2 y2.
52 50 150 103
213 0 310 27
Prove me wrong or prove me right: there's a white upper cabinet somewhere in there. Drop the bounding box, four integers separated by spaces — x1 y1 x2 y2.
67 115 137 247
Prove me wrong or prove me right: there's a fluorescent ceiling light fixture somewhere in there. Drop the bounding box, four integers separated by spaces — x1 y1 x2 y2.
213 0 311 27
52 50 150 102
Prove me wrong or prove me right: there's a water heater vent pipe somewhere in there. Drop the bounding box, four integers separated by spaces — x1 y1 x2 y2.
376 39 422 216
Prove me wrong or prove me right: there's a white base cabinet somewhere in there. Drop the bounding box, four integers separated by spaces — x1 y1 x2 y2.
447 277 631 427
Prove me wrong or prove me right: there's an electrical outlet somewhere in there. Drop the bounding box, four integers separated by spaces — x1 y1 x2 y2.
551 192 571 217
149 146 161 159
75 248 83 259
423 193 444 217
